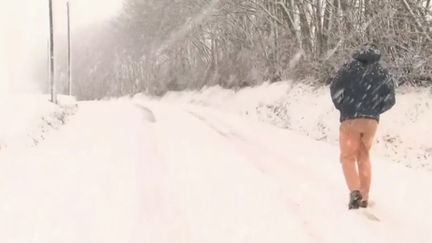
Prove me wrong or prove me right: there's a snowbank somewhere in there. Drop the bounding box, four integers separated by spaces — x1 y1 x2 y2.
0 95 77 151
136 82 432 171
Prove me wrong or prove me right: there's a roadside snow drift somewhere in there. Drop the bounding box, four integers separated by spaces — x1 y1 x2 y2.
137 81 432 171
0 95 77 150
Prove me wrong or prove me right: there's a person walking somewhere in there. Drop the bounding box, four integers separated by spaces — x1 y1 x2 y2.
330 43 396 209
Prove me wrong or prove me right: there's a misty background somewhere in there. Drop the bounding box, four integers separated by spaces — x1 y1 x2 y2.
0 0 121 94
1 0 431 99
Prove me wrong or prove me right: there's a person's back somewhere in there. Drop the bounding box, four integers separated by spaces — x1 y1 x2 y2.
331 44 395 122
330 44 396 209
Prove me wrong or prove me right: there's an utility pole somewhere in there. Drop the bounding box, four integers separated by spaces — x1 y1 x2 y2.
48 0 56 103
47 40 50 91
67 1 72 96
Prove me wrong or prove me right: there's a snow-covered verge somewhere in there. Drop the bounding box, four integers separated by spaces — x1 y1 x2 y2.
0 95 77 151
136 81 432 171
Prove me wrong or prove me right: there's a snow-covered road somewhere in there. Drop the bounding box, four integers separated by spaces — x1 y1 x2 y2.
0 100 431 243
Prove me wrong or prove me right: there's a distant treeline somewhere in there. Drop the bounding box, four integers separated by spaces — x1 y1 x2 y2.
48 0 432 99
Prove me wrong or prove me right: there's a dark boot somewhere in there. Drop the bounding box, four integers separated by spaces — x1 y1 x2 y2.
359 200 368 208
348 190 362 210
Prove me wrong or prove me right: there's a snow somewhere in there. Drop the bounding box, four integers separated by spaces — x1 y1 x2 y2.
138 81 432 171
0 95 77 150
0 85 431 242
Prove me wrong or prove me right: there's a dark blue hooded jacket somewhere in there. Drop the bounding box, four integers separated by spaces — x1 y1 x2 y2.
330 46 396 122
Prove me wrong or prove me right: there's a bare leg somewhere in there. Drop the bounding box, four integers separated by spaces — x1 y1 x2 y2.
340 122 361 192
358 142 371 201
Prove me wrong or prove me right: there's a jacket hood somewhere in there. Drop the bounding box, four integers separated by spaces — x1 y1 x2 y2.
352 45 381 64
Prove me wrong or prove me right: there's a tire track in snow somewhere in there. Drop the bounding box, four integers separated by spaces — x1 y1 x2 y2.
132 103 194 243
134 104 157 123
142 102 319 243
185 109 328 243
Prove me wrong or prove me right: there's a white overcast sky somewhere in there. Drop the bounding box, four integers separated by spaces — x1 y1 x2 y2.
0 0 123 94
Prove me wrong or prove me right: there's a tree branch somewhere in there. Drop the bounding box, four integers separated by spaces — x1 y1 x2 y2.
400 0 432 42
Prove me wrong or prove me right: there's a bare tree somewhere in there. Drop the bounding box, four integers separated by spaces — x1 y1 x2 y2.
49 0 432 100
